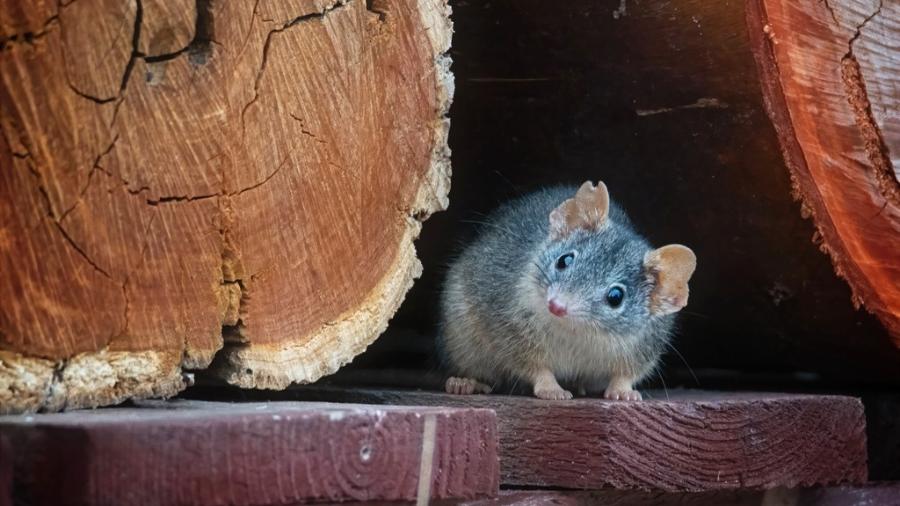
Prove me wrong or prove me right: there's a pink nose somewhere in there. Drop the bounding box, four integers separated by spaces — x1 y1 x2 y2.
548 299 567 317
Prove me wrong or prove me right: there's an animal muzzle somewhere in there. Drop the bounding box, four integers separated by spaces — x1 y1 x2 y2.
548 298 568 317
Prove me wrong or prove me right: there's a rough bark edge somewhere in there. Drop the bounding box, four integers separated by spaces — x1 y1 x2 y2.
212 0 453 389
0 349 185 414
745 0 900 343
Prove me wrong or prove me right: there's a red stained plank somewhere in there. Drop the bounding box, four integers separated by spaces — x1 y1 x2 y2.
452 485 900 506
278 388 868 491
0 400 498 505
0 434 11 506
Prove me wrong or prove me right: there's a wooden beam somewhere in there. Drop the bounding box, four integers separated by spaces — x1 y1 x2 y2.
0 434 10 506
452 485 900 506
271 388 868 491
0 400 499 505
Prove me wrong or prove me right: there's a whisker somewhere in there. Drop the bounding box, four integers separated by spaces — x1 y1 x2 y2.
460 219 518 239
532 261 552 286
679 310 710 319
654 365 670 401
509 376 522 395
664 341 699 387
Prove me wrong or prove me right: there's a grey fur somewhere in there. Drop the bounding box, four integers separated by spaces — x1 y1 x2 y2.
438 185 676 395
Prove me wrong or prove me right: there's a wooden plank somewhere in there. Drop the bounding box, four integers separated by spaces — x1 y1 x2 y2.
0 400 499 505
272 388 868 491
450 485 900 506
0 434 10 506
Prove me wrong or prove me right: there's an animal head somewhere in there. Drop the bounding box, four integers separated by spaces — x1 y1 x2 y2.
533 181 696 335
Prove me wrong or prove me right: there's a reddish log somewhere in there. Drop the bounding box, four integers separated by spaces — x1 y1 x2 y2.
748 0 900 342
0 400 499 505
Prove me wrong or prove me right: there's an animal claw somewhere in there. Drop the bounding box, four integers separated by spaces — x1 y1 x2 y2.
534 387 573 400
603 388 642 401
445 377 492 395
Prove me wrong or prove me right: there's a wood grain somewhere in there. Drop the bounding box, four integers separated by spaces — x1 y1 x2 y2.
748 0 900 342
0 400 498 505
0 434 10 506
451 485 900 506
277 388 868 492
0 0 452 412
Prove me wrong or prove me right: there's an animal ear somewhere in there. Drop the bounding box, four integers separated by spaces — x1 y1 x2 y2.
548 181 610 240
644 244 697 316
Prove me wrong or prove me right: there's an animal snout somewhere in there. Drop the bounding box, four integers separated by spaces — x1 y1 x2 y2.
548 298 568 317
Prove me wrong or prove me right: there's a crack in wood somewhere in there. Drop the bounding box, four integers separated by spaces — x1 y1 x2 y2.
58 0 143 105
59 134 120 223
46 358 69 411
213 1 359 359
188 0 215 64
142 0 215 65
119 0 144 100
145 193 220 205
365 0 387 21
0 15 60 51
112 212 158 348
53 219 113 279
840 0 899 207
109 0 145 125
232 153 290 196
289 113 327 143
145 154 289 205
239 0 352 144
821 0 839 26
63 80 117 105
844 0 882 55
16 154 119 286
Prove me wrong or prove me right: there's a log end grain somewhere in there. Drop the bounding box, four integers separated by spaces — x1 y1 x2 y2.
212 216 430 390
1 0 454 411
211 0 454 390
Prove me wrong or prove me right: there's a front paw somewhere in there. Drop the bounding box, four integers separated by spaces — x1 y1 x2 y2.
445 377 492 395
534 387 573 400
603 387 642 401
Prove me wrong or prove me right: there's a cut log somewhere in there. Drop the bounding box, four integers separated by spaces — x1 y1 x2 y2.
748 0 900 343
0 400 499 505
231 387 869 492
0 0 452 413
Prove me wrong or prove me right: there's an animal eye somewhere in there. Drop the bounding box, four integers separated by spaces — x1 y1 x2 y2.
556 252 575 270
606 284 626 308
